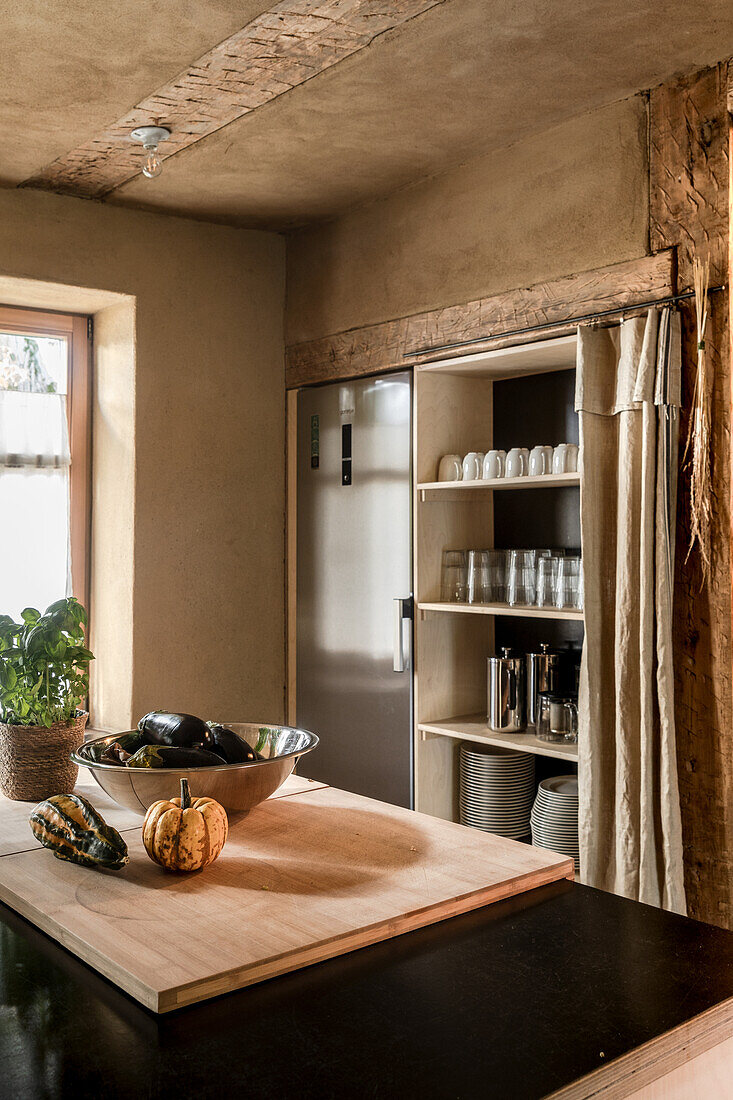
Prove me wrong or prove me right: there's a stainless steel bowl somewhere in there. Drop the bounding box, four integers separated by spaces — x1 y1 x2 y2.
72 722 319 816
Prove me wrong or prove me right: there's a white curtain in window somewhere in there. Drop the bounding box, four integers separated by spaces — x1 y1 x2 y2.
576 308 686 914
0 390 72 620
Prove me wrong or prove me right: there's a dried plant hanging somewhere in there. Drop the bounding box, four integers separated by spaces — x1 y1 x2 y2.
682 255 712 586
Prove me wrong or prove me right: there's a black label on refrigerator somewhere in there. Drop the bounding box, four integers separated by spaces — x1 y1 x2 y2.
341 423 352 484
310 414 319 469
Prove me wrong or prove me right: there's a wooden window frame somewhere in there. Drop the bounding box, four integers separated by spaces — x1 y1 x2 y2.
0 304 92 611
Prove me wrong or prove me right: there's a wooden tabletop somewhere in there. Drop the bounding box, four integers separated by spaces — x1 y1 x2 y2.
0 771 573 1011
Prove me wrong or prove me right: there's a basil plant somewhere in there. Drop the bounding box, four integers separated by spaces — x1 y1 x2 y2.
0 598 94 727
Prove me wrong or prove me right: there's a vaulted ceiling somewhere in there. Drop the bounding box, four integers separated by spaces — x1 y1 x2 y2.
3 0 733 230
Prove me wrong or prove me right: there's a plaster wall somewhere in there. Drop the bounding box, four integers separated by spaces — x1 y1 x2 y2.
286 97 649 344
0 188 286 729
91 300 136 729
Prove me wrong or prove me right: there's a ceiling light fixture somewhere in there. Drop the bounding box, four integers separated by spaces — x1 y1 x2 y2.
130 126 171 179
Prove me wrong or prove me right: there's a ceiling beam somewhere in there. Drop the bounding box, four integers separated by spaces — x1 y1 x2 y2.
285 249 675 387
22 0 444 200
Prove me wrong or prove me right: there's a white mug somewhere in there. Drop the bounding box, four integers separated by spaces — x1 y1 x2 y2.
542 446 554 470
519 447 530 469
528 446 547 477
552 444 568 474
483 450 504 479
438 454 462 482
505 447 527 478
462 452 483 480
565 443 579 472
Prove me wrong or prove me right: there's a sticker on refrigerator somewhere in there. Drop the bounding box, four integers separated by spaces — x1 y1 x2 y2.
310 414 319 469
342 423 352 485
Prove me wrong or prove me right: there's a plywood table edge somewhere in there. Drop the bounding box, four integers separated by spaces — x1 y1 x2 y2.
162 856 575 1012
0 876 159 1011
544 996 733 1100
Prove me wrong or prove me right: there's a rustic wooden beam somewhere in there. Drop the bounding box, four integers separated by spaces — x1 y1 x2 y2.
285 250 675 387
21 0 444 200
650 60 733 929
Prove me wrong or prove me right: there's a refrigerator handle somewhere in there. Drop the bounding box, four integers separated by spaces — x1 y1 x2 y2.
393 596 414 673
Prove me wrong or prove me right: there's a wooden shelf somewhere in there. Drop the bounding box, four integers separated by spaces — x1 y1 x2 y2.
418 714 579 763
418 472 579 499
416 334 577 379
418 601 584 622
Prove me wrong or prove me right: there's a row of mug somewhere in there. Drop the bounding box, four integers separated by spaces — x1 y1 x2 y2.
441 548 584 610
438 444 579 482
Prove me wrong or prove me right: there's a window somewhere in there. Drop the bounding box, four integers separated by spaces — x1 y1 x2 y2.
0 307 91 620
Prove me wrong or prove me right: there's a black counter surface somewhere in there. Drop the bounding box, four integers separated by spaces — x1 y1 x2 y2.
0 880 732 1100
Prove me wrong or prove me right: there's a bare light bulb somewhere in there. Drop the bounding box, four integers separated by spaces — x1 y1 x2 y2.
142 144 162 178
131 126 171 179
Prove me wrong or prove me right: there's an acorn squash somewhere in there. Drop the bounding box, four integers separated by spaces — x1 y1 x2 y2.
29 794 129 870
142 778 228 872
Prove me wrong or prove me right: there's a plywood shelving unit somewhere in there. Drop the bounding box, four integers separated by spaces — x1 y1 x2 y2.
413 333 582 823
417 714 579 764
418 602 583 621
418 472 579 500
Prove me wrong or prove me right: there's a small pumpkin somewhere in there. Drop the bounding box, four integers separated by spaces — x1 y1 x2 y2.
142 778 228 872
29 794 129 870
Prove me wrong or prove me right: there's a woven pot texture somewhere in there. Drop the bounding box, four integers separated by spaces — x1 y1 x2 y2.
0 712 88 801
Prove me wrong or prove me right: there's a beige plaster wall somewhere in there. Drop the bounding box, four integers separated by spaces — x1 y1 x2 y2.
0 188 286 729
91 300 136 729
286 97 649 344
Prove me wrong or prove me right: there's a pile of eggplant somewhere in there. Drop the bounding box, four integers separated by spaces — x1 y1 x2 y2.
99 712 264 769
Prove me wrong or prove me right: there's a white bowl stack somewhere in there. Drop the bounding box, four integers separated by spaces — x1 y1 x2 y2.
459 744 535 838
530 775 580 873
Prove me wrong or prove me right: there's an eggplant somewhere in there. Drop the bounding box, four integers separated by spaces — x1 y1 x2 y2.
137 712 214 749
126 745 223 769
208 724 262 764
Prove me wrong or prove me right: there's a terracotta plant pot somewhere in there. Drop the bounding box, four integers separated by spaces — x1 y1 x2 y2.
0 712 88 801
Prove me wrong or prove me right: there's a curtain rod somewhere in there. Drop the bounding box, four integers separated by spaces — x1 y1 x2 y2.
403 284 726 360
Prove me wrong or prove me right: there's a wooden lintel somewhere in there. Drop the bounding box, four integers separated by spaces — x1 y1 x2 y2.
285 250 675 388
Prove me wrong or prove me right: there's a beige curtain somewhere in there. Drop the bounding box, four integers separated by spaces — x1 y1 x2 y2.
576 308 686 914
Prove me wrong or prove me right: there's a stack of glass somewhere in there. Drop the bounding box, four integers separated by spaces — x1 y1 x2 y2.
440 549 583 610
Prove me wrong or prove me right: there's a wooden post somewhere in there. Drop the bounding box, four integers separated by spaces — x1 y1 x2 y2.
650 61 733 928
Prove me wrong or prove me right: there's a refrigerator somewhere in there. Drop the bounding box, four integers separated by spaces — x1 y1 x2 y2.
295 371 413 808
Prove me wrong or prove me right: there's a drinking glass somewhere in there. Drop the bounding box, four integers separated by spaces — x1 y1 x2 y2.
441 550 468 602
484 549 507 602
536 554 560 607
466 550 489 604
555 556 583 609
507 550 537 606
537 693 578 743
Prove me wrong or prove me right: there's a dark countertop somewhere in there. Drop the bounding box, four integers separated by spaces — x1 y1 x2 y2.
1 880 732 1099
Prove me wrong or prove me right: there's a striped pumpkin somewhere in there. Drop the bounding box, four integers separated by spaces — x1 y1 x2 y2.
29 794 129 870
142 778 228 872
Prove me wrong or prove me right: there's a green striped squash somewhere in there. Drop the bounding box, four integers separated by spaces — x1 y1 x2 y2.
29 794 129 870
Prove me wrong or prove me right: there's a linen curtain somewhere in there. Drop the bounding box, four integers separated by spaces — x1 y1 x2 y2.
0 389 72 620
576 308 686 914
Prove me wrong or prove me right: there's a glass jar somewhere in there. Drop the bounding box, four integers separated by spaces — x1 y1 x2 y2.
536 692 578 743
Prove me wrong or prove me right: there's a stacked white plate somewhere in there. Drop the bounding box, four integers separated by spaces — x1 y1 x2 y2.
530 775 580 873
459 743 535 838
